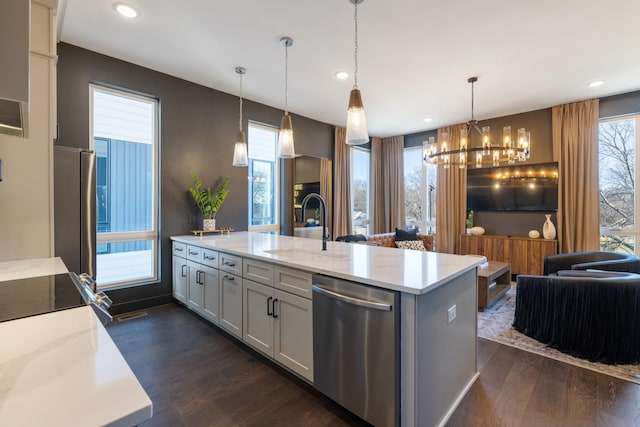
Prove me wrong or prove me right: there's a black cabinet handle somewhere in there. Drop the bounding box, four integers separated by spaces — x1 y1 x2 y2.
224 275 235 281
175 247 183 252
267 296 273 316
197 270 204 284
181 264 187 277
272 298 278 319
224 261 236 267
204 255 215 261
189 250 199 256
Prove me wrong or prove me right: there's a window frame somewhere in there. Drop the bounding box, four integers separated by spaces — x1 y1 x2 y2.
599 113 640 254
247 121 280 234
89 84 160 289
350 146 371 235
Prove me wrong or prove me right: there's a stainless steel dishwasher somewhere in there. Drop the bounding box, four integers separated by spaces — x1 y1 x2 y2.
312 274 400 427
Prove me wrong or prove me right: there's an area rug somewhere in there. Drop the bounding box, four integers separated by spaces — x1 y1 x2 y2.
478 284 640 384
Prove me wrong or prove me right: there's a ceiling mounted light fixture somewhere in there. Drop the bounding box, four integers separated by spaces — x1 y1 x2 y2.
425 77 531 168
345 0 369 145
277 37 296 158
588 80 604 88
232 67 248 167
335 71 349 80
114 3 138 18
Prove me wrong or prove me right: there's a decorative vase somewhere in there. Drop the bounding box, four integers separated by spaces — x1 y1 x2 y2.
203 218 216 231
542 215 556 240
466 228 472 235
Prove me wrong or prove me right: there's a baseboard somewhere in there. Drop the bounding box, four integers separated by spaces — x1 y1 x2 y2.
107 294 175 315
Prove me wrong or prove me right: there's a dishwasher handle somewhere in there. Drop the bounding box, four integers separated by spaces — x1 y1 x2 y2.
312 284 392 311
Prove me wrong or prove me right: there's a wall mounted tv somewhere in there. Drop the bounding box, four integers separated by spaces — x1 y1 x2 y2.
466 162 558 212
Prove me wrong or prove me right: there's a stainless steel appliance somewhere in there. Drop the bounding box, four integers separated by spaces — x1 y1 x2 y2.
0 272 112 325
312 275 400 427
54 146 97 279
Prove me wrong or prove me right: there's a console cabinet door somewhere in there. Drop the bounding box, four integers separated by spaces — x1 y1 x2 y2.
274 289 313 382
172 255 188 303
243 279 275 357
187 260 204 312
219 272 243 338
201 264 220 324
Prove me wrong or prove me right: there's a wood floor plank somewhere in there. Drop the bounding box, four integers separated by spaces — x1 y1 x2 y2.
107 304 640 427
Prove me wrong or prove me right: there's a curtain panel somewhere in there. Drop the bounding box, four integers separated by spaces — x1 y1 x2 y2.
320 158 333 239
436 125 467 254
552 99 600 253
382 136 406 231
333 127 352 238
370 137 385 233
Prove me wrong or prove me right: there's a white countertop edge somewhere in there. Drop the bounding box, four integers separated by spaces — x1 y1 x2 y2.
171 233 483 295
0 257 68 282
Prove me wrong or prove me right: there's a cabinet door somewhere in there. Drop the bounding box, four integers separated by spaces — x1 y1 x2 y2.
243 279 274 356
187 260 204 312
201 264 220 324
274 290 313 382
172 255 188 303
219 272 243 338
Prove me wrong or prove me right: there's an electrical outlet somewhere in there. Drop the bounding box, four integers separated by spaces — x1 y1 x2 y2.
447 304 457 324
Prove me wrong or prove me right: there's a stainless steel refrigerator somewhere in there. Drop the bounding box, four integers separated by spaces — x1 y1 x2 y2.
54 145 96 277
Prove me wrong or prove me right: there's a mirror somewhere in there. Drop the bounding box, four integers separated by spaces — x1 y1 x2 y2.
290 155 332 240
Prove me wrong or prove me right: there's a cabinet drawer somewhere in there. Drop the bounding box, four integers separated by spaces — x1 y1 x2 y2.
219 252 242 275
201 248 219 268
275 266 312 299
172 241 187 258
186 245 203 262
243 258 274 286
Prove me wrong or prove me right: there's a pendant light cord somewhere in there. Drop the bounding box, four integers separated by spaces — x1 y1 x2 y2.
285 43 289 115
470 78 475 122
354 1 359 89
239 72 243 132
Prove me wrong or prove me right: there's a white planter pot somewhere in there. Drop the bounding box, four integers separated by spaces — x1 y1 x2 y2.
203 218 216 231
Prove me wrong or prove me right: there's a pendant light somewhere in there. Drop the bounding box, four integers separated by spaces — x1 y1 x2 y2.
232 66 248 167
277 37 296 158
345 0 369 146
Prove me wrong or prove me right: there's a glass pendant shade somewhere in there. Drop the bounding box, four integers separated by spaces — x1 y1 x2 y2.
346 88 369 145
278 113 296 158
232 130 248 167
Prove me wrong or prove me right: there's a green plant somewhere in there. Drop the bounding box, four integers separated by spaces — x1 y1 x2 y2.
189 171 230 219
466 210 474 228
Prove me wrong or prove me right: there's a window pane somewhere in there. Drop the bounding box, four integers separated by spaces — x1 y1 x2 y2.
600 235 635 254
92 85 158 288
96 240 155 286
404 148 423 228
351 148 370 234
248 123 279 230
599 118 635 229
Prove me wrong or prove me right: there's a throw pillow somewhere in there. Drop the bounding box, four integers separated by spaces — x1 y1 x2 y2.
395 227 418 242
395 240 426 251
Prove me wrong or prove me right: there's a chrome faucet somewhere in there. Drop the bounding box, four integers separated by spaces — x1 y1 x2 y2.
301 193 329 251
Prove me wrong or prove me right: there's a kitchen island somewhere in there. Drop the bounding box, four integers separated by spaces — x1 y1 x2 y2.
0 258 152 426
172 232 481 427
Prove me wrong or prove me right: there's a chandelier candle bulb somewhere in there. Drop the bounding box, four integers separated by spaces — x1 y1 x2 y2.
482 126 491 154
503 126 512 152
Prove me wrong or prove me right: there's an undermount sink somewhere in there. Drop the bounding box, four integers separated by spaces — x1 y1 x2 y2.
264 248 347 260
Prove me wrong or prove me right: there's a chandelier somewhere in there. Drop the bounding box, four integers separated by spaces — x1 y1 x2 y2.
424 77 531 168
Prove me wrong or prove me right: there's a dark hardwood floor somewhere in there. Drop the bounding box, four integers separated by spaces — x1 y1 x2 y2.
107 304 640 427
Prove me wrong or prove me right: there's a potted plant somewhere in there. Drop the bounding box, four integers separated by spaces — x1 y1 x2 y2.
466 210 474 235
189 171 230 231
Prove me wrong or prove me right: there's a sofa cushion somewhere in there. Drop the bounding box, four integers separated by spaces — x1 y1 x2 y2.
395 227 418 241
395 240 427 251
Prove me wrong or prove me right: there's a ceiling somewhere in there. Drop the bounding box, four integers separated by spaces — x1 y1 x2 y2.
57 0 640 138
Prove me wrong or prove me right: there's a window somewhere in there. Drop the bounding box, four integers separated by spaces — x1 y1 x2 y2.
91 85 159 288
351 147 370 234
599 115 639 254
248 122 280 233
404 145 437 234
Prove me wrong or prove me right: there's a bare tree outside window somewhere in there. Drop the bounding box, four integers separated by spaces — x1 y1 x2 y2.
599 117 636 253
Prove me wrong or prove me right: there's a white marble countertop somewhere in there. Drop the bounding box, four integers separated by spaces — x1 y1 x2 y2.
0 257 69 282
0 306 152 427
0 258 152 426
172 232 482 295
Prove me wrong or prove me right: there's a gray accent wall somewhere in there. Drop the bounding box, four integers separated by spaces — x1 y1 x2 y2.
56 43 334 313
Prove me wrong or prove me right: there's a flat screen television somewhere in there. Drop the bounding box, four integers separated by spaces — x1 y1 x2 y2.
466 162 558 212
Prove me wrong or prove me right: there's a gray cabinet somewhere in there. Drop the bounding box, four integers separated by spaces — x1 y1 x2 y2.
219 272 243 338
172 242 187 303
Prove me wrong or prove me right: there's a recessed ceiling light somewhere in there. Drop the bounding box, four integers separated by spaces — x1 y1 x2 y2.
423 117 433 122
335 71 349 80
588 80 604 88
114 3 139 18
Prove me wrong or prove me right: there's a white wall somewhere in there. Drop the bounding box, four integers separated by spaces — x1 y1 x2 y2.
0 1 56 261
